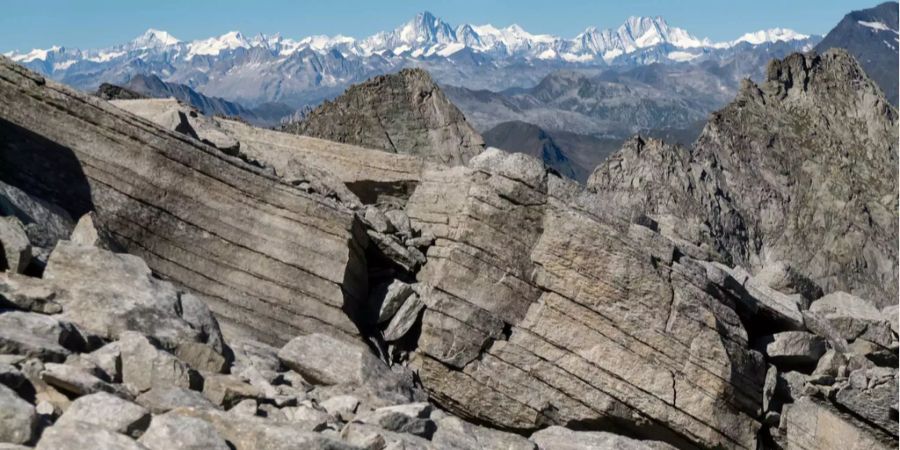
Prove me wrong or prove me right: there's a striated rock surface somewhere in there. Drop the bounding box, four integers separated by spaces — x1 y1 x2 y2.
283 68 484 166
216 118 438 206
588 49 898 307
406 148 765 449
111 98 240 153
0 56 369 345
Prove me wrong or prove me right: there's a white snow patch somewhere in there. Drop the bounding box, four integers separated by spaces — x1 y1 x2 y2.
731 28 808 45
602 48 623 61
537 48 558 59
53 60 76 70
561 52 594 62
11 46 60 62
858 20 897 33
668 51 700 62
87 51 125 63
437 42 464 56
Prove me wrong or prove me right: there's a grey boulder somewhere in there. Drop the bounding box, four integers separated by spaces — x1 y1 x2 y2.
0 216 32 274
43 241 205 350
277 333 390 386
35 420 148 450
55 392 150 437
530 426 676 449
0 272 61 314
0 384 36 445
119 331 200 393
809 292 894 347
136 386 217 414
761 331 827 368
139 413 230 450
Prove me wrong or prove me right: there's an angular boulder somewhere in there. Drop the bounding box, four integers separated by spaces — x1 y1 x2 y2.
782 397 894 450
55 392 150 437
0 272 62 314
35 420 148 450
277 333 390 386
809 292 894 347
119 332 200 393
0 384 36 445
761 331 827 368
530 426 676 450
139 414 230 450
43 241 206 350
0 216 31 274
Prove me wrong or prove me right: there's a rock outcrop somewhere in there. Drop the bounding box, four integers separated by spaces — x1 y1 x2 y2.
405 148 765 449
283 68 484 166
0 56 368 345
216 118 439 207
111 98 240 154
589 49 899 308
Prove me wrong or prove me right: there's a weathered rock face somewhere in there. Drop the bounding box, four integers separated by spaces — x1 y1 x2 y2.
284 68 484 166
215 118 439 207
588 49 899 308
111 98 240 154
782 397 894 450
406 148 765 449
0 56 368 345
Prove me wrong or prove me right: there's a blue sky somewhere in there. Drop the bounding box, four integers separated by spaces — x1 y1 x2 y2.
0 0 881 52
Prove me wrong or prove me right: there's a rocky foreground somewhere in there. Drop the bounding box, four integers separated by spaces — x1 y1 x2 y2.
0 48 897 449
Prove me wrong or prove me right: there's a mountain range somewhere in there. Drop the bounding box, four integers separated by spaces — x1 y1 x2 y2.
3 12 817 109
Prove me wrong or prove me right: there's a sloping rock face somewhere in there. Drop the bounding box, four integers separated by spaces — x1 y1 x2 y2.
405 149 765 449
216 118 440 206
0 56 368 345
111 98 240 153
284 68 484 166
589 49 899 308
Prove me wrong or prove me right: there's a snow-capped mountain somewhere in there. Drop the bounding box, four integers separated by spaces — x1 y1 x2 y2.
3 11 818 108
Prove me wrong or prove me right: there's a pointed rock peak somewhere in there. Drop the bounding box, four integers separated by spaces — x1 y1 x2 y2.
760 49 877 100
284 67 484 165
416 10 438 22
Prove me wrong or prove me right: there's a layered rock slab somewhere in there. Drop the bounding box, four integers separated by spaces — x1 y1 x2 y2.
216 118 439 206
0 57 368 345
406 149 764 449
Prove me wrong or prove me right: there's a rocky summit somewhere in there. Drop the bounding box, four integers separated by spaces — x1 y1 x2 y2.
0 43 897 450
283 68 485 166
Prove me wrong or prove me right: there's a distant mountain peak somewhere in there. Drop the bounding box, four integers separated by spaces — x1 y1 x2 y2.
186 30 250 59
130 28 180 49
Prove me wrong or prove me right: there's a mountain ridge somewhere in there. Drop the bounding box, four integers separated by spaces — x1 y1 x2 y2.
5 11 813 65
3 11 819 110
